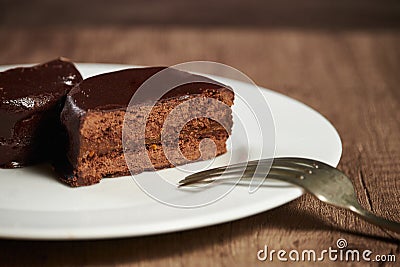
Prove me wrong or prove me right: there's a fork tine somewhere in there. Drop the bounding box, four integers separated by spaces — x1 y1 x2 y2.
179 165 299 185
178 179 215 187
179 164 262 185
182 157 314 181
179 170 263 187
179 164 304 187
179 158 311 185
178 167 302 187
179 161 258 182
275 157 318 168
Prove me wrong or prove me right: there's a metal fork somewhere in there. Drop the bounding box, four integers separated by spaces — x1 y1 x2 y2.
179 157 400 233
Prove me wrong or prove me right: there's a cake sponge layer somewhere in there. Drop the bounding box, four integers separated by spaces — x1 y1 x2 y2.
64 131 229 187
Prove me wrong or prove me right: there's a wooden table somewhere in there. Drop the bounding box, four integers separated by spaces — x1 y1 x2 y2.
0 1 399 266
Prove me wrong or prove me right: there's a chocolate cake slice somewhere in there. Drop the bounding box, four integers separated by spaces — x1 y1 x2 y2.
0 58 83 168
61 67 234 187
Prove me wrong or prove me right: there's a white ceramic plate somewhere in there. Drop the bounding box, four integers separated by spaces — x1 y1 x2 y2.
0 63 342 240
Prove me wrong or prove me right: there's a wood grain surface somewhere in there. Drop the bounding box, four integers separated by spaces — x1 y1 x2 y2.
0 1 399 266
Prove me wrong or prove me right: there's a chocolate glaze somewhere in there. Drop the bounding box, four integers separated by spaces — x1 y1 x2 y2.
0 58 83 167
66 67 230 111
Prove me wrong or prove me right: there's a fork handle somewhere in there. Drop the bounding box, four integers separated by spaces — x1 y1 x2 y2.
350 205 400 234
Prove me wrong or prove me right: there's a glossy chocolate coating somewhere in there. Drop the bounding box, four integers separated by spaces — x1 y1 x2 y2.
0 58 83 167
65 67 227 111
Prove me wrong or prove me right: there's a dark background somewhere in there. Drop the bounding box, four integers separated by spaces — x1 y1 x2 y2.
1 0 400 30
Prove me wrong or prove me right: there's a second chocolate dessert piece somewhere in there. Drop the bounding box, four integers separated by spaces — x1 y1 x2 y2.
61 67 234 187
0 58 83 168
